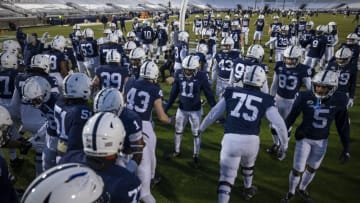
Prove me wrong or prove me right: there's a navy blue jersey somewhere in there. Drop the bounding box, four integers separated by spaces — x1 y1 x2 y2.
339 43 360 67
64 47 78 70
119 108 142 152
286 91 350 147
199 39 216 56
274 62 312 99
324 33 336 46
223 87 275 134
215 18 223 28
15 72 58 103
298 21 307 32
276 34 291 49
289 24 298 36
155 28 168 46
0 156 18 203
80 39 98 58
255 19 265 31
222 20 231 32
230 30 241 49
54 99 92 151
69 32 76 42
166 70 216 112
326 61 357 99
46 49 67 73
39 93 59 137
194 19 203 28
299 29 315 48
0 68 18 99
141 26 155 44
23 40 44 66
98 44 124 65
126 79 163 121
270 22 282 37
194 52 207 65
72 39 85 61
241 18 250 28
59 150 141 203
215 50 240 80
95 64 129 92
202 18 209 28
306 35 327 58
174 41 189 63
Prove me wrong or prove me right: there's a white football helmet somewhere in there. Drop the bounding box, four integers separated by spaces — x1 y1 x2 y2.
83 112 126 156
51 35 66 52
243 65 266 87
273 15 279 20
63 73 91 100
0 105 12 146
283 46 302 68
225 15 230 20
202 29 212 40
312 70 338 99
103 28 112 36
335 47 352 67
178 31 189 42
195 15 200 18
124 41 137 54
1 52 17 69
196 43 208 55
126 31 136 39
22 76 51 107
306 21 314 30
21 163 104 203
2 40 21 54
105 49 121 64
83 28 94 38
143 20 149 26
246 44 265 62
30 54 50 73
129 47 146 60
244 14 249 19
75 30 83 37
346 33 359 45
114 29 123 38
93 88 124 114
72 24 81 30
140 60 159 80
258 14 264 19
182 55 200 78
109 22 116 28
316 25 324 35
291 18 297 23
328 21 336 29
322 24 333 34
221 36 234 52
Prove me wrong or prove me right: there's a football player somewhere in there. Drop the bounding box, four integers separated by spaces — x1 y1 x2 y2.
339 33 360 69
199 65 288 203
253 14 265 44
289 19 299 45
54 73 92 160
193 15 203 41
215 14 223 37
69 24 80 43
141 20 156 59
22 76 59 170
281 70 350 203
268 46 312 156
230 22 242 51
212 36 240 99
174 31 189 72
321 23 338 68
299 21 315 60
98 33 124 66
241 14 251 47
80 28 99 78
326 47 357 108
268 15 282 62
154 23 168 64
297 16 307 39
265 25 291 62
128 47 146 80
126 31 141 47
165 55 216 165
92 50 129 94
303 25 327 70
222 15 231 38
125 61 174 203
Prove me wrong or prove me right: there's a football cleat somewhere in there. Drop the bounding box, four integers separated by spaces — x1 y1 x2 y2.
193 155 200 168
297 189 313 203
280 192 294 203
266 144 280 155
166 151 181 159
151 175 162 188
242 185 257 200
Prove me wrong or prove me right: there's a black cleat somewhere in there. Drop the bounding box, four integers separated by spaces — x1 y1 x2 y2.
151 176 162 188
166 151 181 160
242 185 257 200
297 189 313 203
280 192 294 203
266 144 280 155
10 157 24 170
193 156 200 168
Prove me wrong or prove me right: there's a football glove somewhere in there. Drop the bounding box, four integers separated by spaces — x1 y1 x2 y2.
347 98 354 109
277 146 287 161
166 76 175 85
40 32 49 43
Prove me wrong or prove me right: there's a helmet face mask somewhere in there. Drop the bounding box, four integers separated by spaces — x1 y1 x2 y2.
335 47 352 67
283 46 301 68
311 70 338 99
182 55 200 79
221 37 234 53
246 44 265 63
140 61 159 81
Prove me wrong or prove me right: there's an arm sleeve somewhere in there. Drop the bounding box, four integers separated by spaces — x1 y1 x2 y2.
269 72 279 96
266 106 288 149
261 78 269 94
199 98 226 132
164 80 179 113
332 34 339 46
202 77 216 107
211 59 218 82
285 93 303 128
302 77 312 91
335 107 350 153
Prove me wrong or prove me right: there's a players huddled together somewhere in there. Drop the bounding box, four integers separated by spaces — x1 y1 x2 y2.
0 10 358 203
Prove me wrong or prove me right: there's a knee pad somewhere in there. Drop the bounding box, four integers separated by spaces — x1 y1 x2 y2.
291 168 302 176
306 165 316 173
241 166 254 177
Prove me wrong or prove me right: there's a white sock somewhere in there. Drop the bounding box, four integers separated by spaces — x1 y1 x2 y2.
289 171 301 194
175 133 182 153
299 169 315 191
193 135 201 156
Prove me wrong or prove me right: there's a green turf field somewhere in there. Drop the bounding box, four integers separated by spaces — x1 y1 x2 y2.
1 13 360 203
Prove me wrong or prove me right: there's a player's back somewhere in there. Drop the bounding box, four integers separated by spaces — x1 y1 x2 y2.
223 86 274 135
96 64 129 91
0 68 18 99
